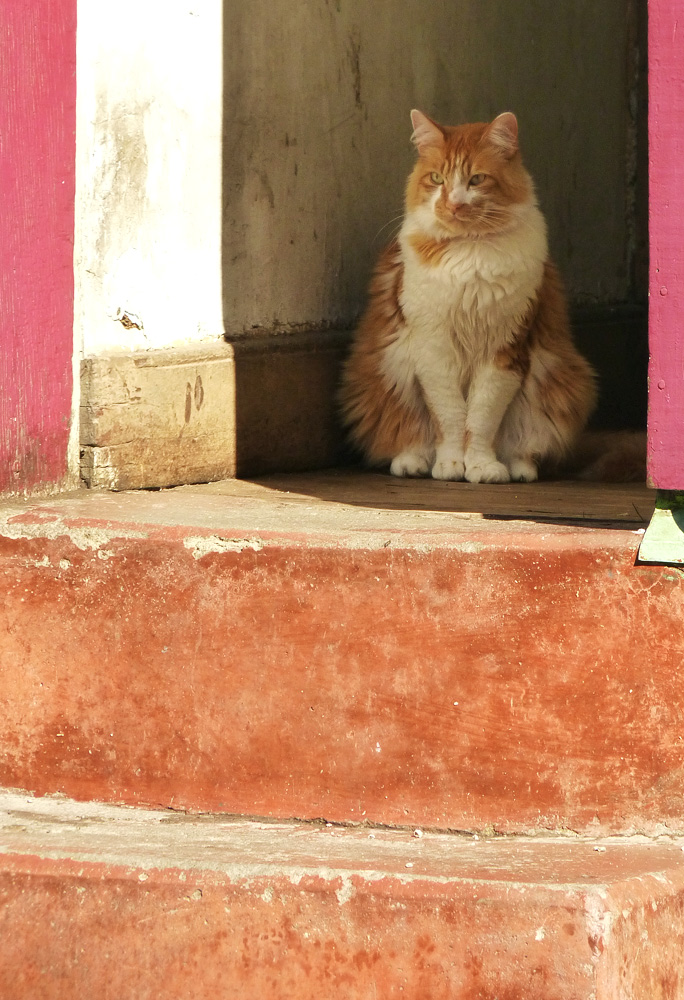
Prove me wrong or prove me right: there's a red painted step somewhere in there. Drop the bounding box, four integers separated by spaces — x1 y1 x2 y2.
1 792 683 1000
0 474 681 835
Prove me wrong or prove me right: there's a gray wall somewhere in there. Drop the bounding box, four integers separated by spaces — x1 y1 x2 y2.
223 0 641 335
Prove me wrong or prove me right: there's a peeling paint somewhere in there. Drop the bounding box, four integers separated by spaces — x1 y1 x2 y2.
585 892 613 960
454 541 486 554
183 535 264 559
0 516 145 551
335 874 355 905
25 555 51 569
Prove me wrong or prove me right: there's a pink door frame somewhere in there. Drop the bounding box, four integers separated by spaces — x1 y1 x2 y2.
0 2 77 493
648 0 684 490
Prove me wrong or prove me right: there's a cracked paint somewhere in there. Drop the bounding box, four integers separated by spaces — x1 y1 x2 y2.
0 514 146 551
183 535 265 558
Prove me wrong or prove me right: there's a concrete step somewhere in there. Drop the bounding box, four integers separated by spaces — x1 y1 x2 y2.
1 472 681 835
1 791 683 1000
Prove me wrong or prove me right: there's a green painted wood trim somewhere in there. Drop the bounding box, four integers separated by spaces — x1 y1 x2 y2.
638 490 684 565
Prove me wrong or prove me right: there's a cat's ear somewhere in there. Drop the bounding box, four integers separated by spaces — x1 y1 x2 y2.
410 110 444 154
487 112 519 158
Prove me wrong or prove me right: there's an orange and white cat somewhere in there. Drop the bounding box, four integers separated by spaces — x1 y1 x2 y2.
340 110 597 483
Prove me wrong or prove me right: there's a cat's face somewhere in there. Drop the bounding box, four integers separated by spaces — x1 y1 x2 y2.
405 112 534 239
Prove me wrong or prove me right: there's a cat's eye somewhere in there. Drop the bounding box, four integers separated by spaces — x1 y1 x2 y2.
468 173 487 187
429 171 444 185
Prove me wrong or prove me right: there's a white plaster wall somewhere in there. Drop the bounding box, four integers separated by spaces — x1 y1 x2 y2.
74 0 223 355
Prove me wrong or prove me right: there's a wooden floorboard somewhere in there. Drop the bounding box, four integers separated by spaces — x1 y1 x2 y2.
241 469 655 526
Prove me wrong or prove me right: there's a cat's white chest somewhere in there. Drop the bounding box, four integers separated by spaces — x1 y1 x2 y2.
398 207 547 347
380 208 548 401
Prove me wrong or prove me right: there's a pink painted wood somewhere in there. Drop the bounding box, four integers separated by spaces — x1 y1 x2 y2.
648 0 684 489
0 2 77 493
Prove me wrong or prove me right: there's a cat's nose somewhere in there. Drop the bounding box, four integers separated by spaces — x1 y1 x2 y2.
446 188 467 211
445 197 467 215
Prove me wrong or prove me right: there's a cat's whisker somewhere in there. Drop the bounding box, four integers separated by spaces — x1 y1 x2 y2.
372 213 405 245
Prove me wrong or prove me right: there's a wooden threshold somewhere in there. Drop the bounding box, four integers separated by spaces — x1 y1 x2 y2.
202 469 655 529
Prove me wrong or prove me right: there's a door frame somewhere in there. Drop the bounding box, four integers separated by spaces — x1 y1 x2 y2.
0 2 77 494
647 0 684 490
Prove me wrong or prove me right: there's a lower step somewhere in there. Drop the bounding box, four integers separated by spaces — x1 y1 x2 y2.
1 793 683 999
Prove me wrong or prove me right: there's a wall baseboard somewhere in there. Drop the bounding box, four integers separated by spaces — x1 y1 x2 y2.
80 330 350 490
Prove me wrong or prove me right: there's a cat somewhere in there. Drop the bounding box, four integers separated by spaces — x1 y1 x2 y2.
339 110 598 483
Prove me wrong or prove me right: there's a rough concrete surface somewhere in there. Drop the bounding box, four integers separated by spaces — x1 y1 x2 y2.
0 475 680 836
1 792 684 999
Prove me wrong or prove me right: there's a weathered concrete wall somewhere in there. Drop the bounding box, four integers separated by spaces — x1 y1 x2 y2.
77 1 640 353
223 0 639 334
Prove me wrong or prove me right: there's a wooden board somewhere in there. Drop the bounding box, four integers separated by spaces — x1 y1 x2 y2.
0 1 77 493
80 332 348 489
648 0 684 488
241 469 655 526
80 346 238 490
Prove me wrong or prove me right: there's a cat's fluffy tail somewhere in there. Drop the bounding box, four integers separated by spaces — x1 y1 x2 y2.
562 430 647 482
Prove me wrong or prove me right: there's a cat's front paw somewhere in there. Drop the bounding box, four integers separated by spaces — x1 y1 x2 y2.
431 446 465 481
509 457 538 482
390 450 431 477
465 459 510 484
